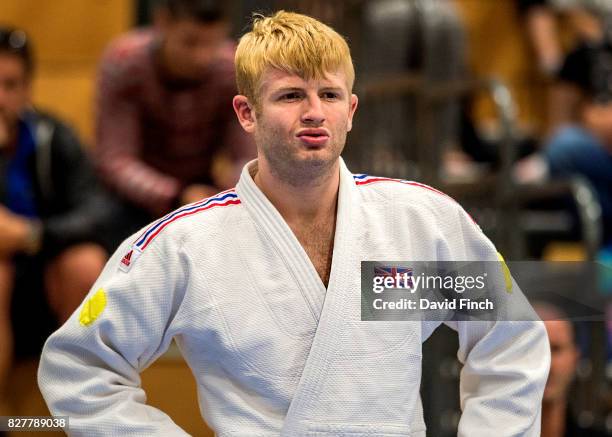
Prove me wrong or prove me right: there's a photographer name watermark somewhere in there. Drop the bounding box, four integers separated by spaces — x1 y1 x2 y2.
361 261 612 322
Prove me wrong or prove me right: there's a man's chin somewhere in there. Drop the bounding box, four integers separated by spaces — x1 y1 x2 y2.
293 152 340 172
295 145 343 163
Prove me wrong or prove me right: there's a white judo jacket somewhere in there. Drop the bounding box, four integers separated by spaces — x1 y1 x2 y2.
38 159 550 437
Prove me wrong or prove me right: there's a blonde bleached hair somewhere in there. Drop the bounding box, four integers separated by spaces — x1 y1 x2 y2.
235 11 355 105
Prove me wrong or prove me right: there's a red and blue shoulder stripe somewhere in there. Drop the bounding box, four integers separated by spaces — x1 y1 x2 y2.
353 174 450 199
353 174 477 225
118 189 240 271
134 189 240 251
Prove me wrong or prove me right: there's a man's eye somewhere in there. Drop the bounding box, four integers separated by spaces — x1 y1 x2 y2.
322 92 339 100
281 93 301 101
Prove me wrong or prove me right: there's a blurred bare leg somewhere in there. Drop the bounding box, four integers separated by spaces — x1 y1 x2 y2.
45 244 107 324
0 258 14 415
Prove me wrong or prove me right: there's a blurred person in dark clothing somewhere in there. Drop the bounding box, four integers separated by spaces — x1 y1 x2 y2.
95 0 255 250
535 303 610 436
0 26 107 414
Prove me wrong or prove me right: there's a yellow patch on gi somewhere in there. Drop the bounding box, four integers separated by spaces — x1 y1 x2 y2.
79 288 107 326
497 252 513 293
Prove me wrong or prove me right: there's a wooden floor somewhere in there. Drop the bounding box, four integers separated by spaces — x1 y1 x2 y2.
5 353 214 437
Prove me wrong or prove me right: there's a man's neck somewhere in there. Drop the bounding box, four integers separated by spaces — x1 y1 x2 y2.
541 399 567 437
252 159 340 286
252 159 340 225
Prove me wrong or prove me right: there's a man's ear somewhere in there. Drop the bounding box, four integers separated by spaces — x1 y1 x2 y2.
347 94 359 132
233 95 257 133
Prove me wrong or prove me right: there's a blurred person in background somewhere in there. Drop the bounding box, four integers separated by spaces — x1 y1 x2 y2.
0 26 107 415
535 303 610 436
95 0 255 251
518 0 612 77
519 0 565 76
515 0 612 245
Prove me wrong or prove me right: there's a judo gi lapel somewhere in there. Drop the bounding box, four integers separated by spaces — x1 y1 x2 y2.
279 159 357 435
236 158 353 322
236 158 358 434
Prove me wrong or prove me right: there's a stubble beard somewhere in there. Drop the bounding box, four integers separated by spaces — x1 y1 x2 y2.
256 124 347 188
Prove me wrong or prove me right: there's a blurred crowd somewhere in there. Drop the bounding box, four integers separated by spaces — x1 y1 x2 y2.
1 0 612 435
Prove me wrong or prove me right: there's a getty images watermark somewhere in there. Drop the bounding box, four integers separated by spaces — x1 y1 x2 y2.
361 261 612 322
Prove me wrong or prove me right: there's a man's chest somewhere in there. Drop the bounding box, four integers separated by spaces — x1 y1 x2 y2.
137 85 220 129
293 221 335 287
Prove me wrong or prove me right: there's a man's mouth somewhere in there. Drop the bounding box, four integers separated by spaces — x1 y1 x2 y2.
296 129 330 146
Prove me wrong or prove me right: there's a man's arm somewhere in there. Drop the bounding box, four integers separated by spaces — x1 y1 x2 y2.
447 319 549 436
38 234 190 436
94 49 182 215
522 2 563 75
445 205 550 437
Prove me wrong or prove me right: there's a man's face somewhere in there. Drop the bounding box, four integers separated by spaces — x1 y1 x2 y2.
0 52 29 132
243 68 358 184
160 18 228 81
543 320 579 403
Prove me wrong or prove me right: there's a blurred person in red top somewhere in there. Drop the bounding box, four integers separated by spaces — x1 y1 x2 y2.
95 0 255 250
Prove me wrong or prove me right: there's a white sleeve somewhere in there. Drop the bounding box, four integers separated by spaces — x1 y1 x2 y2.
444 205 550 437
37 235 192 437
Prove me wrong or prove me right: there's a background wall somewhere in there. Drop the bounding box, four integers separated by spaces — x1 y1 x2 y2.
454 0 548 134
0 0 134 143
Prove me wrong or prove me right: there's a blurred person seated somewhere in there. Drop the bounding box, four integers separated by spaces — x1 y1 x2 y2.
95 0 255 250
514 4 612 245
535 303 610 436
0 26 107 413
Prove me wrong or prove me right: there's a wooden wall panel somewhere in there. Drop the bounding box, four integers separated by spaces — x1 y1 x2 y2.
0 0 134 141
32 64 97 144
7 358 215 437
142 359 215 437
0 0 133 62
454 0 547 132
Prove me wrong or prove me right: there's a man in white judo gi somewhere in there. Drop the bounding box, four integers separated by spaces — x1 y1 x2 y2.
38 11 550 437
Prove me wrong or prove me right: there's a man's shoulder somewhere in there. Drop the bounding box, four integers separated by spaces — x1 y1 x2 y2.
352 173 458 208
114 189 243 273
350 173 479 231
133 189 243 251
28 108 69 130
100 28 155 75
26 109 83 150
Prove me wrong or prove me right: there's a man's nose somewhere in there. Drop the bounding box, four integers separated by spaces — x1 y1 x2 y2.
301 95 325 125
